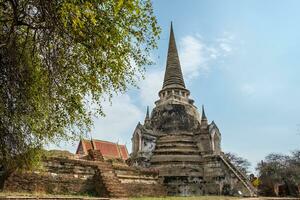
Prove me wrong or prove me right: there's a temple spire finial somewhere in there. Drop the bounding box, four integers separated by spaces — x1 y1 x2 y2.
162 22 186 90
201 105 207 121
144 106 151 127
145 106 150 120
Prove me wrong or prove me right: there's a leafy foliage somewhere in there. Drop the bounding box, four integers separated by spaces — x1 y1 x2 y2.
256 151 300 196
257 151 300 184
0 0 160 175
225 152 251 175
41 149 74 159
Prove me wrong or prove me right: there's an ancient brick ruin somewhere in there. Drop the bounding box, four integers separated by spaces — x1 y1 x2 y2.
129 23 256 196
4 150 166 198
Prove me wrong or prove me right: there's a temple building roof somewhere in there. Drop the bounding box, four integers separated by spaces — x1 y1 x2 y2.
76 139 129 160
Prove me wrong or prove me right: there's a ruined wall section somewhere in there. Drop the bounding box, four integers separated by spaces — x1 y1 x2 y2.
112 163 167 197
4 157 166 197
4 158 100 196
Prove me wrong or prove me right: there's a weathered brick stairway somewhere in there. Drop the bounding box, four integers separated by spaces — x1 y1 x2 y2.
95 162 128 198
149 133 258 196
219 153 257 197
151 133 203 177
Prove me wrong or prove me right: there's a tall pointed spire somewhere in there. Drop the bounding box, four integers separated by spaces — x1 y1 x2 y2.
162 22 186 90
145 106 150 120
201 105 207 121
201 105 208 129
144 106 151 127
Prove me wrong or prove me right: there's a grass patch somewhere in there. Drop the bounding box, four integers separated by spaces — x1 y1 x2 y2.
129 196 242 200
0 191 99 199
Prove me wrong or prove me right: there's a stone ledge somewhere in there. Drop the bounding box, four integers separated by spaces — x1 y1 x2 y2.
151 154 202 162
117 174 157 180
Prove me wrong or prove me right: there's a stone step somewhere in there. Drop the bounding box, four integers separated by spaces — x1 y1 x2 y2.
107 187 126 192
108 190 127 194
96 162 111 166
151 161 203 167
156 143 197 148
104 180 123 185
116 174 157 180
101 174 117 179
154 148 200 155
114 170 142 177
150 154 202 163
157 138 195 144
156 142 198 148
159 170 203 177
160 133 194 137
101 170 114 176
94 163 129 198
106 186 128 196
98 168 114 171
102 179 120 184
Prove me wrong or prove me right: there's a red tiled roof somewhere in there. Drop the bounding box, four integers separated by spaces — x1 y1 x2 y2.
76 139 129 160
119 145 129 160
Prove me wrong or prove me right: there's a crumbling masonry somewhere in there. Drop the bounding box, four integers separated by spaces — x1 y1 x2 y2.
130 23 256 196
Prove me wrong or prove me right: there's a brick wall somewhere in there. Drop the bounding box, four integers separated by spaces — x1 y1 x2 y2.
112 163 166 197
4 158 107 196
3 157 166 197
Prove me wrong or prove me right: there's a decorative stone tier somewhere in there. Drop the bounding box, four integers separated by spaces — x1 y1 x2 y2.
151 134 201 166
150 133 204 196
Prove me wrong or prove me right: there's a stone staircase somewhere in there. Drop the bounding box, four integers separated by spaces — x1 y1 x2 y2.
112 162 167 197
150 133 203 176
219 153 257 197
95 162 128 198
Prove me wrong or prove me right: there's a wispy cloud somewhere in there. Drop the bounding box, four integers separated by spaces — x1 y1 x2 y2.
216 32 235 55
179 32 235 79
180 35 208 79
139 70 164 107
241 83 256 96
138 32 236 107
49 93 143 152
91 94 143 143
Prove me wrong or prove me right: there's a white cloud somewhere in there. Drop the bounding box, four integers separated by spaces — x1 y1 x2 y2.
179 33 235 79
241 84 256 96
220 43 232 53
48 93 143 153
139 70 164 107
91 94 143 145
217 32 235 55
180 35 208 79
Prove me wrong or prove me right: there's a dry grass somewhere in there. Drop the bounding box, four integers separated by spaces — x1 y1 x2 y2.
129 196 242 200
0 191 101 199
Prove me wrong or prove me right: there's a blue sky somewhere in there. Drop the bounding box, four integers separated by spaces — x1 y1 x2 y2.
52 0 300 173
